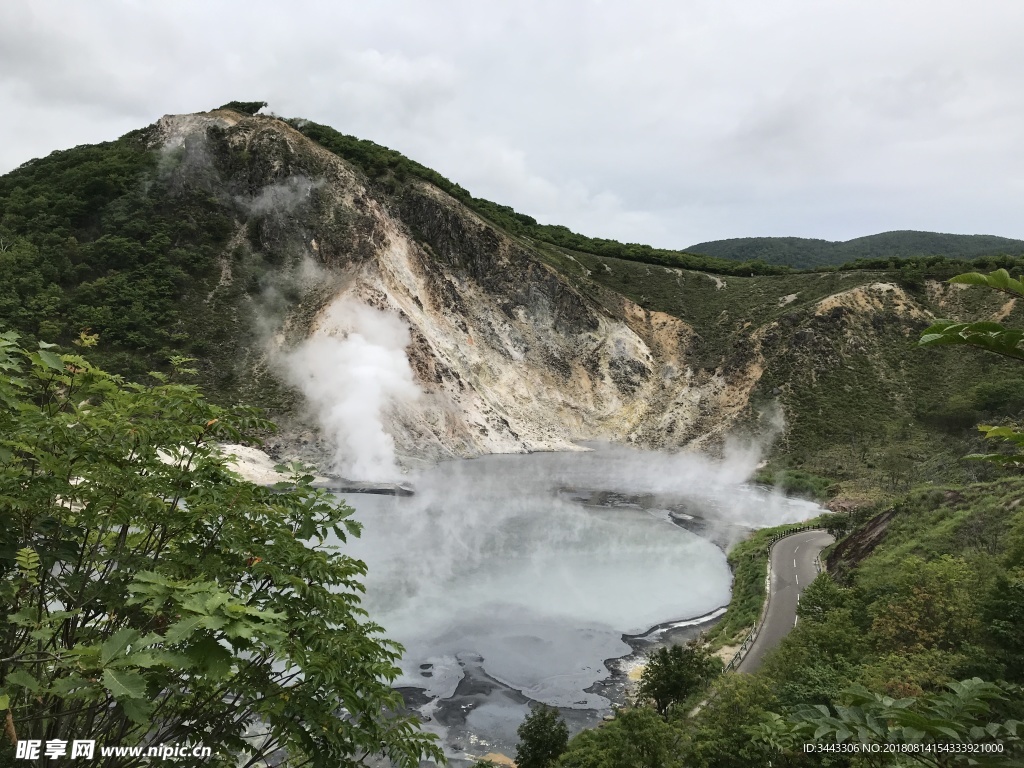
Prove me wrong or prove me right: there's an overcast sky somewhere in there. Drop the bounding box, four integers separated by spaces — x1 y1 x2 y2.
2 0 1023 246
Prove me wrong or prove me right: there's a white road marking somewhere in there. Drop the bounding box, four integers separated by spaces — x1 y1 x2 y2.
795 573 799 585
793 615 798 627
793 559 797 569
795 546 800 554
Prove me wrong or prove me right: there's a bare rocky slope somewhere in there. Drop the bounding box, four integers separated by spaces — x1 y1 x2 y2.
154 110 765 465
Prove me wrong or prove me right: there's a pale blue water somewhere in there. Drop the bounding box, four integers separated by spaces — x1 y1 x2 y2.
332 448 818 711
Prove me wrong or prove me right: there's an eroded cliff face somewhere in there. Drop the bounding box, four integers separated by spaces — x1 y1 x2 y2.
153 111 764 466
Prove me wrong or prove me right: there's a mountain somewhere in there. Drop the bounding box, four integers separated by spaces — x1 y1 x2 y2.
0 110 760 467
686 231 1024 269
1 107 1022 493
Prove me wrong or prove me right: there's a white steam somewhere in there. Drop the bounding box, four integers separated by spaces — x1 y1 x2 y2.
338 446 823 707
282 298 422 481
239 175 322 216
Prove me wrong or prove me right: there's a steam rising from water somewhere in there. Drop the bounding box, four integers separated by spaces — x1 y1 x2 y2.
277 298 819 713
283 299 422 481
338 447 821 709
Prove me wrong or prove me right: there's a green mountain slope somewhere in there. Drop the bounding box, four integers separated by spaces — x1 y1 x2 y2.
687 230 1024 269
2 107 1024 499
537 245 1024 497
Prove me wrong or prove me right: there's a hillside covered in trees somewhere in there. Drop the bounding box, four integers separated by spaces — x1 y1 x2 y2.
685 231 1024 270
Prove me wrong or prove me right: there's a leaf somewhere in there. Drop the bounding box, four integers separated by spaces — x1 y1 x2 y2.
185 635 233 679
918 319 1024 360
950 268 1024 297
102 668 147 700
162 615 205 645
0 693 9 710
120 697 155 725
7 670 41 693
101 628 140 665
36 349 65 371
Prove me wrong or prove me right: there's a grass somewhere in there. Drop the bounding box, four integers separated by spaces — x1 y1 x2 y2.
753 469 836 501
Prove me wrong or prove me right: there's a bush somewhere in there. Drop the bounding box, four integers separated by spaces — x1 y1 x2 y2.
515 704 568 768
217 100 267 115
635 640 722 716
0 332 441 766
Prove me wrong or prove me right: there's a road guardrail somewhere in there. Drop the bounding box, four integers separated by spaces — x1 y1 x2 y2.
723 525 818 672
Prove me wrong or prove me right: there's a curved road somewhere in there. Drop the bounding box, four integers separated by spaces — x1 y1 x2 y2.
737 529 834 673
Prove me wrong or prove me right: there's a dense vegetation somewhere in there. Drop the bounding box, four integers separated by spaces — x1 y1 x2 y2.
0 332 441 766
0 130 238 380
686 231 1024 269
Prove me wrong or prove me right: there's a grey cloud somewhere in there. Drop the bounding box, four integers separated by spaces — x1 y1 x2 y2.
2 0 1024 244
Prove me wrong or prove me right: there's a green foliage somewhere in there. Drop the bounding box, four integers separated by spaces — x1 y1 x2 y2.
0 132 235 379
557 707 682 768
0 332 441 766
756 678 1023 766
919 270 1024 364
516 704 569 768
921 318 1024 362
982 571 1024 681
217 101 267 116
680 674 782 768
754 468 835 500
919 268 1024 467
636 641 722 717
970 377 1024 416
796 573 849 623
867 555 979 655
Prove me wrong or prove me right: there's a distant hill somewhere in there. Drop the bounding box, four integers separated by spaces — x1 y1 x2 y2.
686 231 1024 269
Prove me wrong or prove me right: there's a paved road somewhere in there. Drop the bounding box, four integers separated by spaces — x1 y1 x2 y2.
737 529 834 673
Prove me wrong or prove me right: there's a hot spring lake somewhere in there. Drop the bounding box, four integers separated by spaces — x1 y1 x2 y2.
327 446 820 760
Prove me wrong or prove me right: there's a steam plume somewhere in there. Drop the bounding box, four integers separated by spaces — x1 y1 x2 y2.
283 298 422 481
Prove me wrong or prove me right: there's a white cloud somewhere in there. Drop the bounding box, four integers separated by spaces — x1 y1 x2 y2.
2 0 1024 244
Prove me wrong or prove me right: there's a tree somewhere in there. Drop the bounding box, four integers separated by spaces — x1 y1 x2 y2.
796 573 848 623
635 640 722 717
981 571 1024 683
867 556 978 655
515 704 568 768
558 707 681 768
0 332 442 767
682 674 780 768
218 101 267 116
755 678 1023 766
